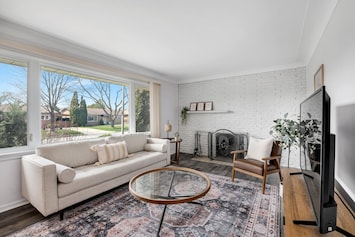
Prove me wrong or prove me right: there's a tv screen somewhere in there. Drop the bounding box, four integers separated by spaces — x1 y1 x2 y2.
299 86 337 233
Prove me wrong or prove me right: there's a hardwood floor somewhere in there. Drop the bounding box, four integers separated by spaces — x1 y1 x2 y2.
283 168 355 237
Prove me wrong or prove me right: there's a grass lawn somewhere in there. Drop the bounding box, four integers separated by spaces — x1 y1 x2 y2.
42 128 83 138
90 125 129 132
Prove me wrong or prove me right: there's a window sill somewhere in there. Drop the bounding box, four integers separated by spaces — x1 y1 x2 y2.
0 148 35 161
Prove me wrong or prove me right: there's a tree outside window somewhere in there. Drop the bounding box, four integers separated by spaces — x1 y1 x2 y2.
0 58 27 149
135 87 150 132
40 66 130 143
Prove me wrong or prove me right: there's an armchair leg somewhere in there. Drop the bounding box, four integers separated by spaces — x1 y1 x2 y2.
278 170 283 183
262 177 266 194
231 167 235 182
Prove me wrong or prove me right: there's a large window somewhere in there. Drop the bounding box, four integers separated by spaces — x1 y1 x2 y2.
0 53 151 152
0 57 27 149
40 66 129 144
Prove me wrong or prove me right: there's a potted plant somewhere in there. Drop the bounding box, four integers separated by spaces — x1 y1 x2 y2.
180 106 189 125
269 113 300 167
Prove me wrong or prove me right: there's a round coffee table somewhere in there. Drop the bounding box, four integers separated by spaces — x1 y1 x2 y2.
129 167 211 236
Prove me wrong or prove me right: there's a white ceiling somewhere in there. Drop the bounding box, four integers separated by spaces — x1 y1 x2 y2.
0 0 338 83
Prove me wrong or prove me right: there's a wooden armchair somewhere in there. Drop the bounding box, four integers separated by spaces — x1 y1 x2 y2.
231 140 282 194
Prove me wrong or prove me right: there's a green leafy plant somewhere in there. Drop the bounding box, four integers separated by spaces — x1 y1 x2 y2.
270 113 300 167
180 106 189 125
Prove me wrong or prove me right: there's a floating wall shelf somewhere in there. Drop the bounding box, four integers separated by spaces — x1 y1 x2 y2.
186 110 233 114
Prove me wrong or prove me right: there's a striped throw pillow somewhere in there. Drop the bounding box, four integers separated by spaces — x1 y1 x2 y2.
91 141 128 165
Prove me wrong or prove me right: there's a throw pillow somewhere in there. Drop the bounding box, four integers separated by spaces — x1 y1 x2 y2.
91 141 128 165
144 143 167 153
245 137 274 161
56 163 76 183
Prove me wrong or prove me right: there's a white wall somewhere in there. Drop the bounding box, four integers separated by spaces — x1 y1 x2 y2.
307 0 355 201
160 81 179 138
178 67 306 167
0 155 28 212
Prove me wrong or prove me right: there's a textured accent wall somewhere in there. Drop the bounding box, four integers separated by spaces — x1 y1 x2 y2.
178 67 306 168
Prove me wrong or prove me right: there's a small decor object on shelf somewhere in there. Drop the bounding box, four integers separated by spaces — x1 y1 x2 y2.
314 64 324 91
180 106 189 125
197 102 205 111
190 102 197 111
204 101 213 111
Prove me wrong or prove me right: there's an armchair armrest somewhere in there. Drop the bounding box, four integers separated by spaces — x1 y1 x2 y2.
230 149 248 154
261 155 281 161
231 149 248 161
22 154 59 216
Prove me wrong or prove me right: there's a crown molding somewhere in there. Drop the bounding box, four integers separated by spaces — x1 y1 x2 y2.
178 63 306 84
0 18 176 84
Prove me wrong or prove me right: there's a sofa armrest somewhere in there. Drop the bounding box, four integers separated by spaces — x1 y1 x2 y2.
147 138 168 144
147 138 171 164
22 154 59 216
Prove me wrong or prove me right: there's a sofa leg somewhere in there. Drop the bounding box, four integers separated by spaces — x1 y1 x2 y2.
59 210 64 220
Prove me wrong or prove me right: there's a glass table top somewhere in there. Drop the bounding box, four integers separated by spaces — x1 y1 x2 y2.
129 167 211 205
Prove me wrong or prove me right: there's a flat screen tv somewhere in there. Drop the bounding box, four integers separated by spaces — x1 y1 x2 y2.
298 86 337 233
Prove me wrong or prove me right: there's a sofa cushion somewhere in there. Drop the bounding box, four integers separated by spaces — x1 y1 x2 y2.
56 164 76 183
36 138 106 168
144 143 167 153
245 137 273 161
91 141 128 165
57 151 167 198
106 133 148 153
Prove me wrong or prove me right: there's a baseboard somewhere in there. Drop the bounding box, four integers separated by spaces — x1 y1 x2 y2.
335 180 354 212
0 199 28 213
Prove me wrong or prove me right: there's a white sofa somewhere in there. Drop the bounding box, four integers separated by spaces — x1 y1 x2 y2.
21 133 170 218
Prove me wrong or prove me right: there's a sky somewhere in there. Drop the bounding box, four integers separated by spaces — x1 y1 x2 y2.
0 63 26 100
0 62 128 109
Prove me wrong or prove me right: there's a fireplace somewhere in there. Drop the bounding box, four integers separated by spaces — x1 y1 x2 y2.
208 129 248 160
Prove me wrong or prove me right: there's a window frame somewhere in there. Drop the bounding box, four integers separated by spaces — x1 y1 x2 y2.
0 50 149 158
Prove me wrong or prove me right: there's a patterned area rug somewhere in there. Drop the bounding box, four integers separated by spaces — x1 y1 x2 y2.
9 173 280 237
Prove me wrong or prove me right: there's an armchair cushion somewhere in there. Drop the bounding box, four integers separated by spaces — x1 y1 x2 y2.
234 159 279 176
245 137 273 161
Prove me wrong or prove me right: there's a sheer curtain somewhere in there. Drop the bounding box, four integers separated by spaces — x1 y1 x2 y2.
149 82 160 137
